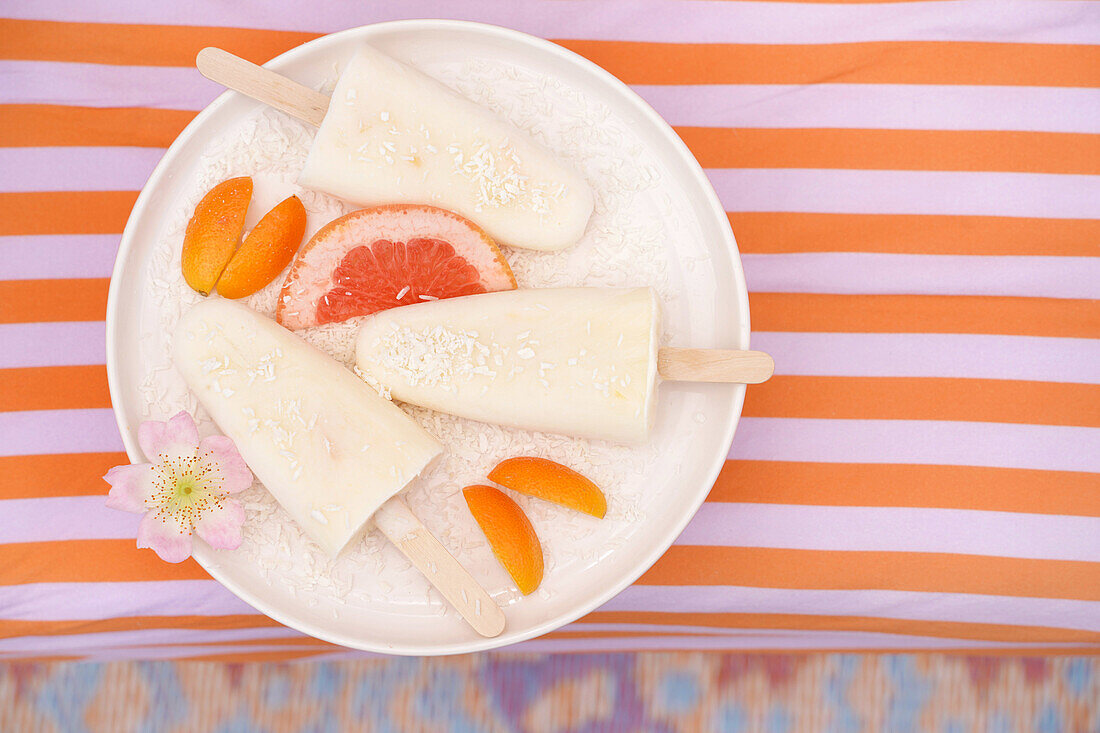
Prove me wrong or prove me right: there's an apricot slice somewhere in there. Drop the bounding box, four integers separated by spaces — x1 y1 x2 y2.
181 177 252 295
463 485 544 595
217 195 306 299
489 457 607 519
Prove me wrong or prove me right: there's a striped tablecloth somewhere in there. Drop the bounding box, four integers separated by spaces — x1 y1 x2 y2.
2 1 1098 662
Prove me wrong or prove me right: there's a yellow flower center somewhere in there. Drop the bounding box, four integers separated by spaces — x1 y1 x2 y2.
146 449 226 533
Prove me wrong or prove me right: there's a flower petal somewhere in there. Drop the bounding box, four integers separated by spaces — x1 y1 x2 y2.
139 411 199 461
193 498 246 550
136 508 193 563
103 463 156 513
198 435 253 494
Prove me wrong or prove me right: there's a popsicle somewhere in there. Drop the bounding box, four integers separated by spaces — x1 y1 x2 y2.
354 288 774 444
196 47 594 252
173 298 506 636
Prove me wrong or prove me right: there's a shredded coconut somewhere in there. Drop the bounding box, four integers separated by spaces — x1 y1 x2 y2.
136 56 696 622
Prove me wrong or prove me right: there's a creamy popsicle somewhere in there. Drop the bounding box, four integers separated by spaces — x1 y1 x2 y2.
298 45 594 252
173 298 442 556
355 288 659 443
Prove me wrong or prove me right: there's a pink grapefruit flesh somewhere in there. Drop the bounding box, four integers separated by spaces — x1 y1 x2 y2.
277 205 517 330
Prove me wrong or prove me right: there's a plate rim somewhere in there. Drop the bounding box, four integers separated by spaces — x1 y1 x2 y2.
105 18 750 655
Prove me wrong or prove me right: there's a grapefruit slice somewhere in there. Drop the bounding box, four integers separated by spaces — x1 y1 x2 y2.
277 204 517 330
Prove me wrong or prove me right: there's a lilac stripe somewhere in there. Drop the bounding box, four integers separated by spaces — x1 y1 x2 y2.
754 332 1100 384
0 322 106 368
7 412 1098 470
711 169 1100 218
564 623 758 636
508 633 1092 654
0 62 219 109
0 622 1057 656
0 627 1082 659
0 497 139 543
0 409 122 456
16 330 1090 384
10 1 1100 44
602 585 1100 633
0 236 119 280
0 148 163 193
13 496 1097 560
8 62 1100 139
729 418 1100 472
677 504 1100 562
0 642 321 661
0 626 306 653
743 254 1100 300
640 84 1100 133
0 580 253 620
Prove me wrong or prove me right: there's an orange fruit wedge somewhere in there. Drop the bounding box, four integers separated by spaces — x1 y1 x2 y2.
463 485 544 595
277 204 517 330
181 176 252 295
488 457 607 519
216 195 307 299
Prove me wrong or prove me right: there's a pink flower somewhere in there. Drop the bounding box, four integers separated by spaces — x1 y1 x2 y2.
104 411 253 563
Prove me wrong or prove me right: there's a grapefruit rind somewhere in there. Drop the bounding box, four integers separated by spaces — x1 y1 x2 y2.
277 204 517 330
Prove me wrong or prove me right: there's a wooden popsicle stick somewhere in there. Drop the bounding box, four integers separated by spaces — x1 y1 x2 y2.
658 347 774 384
196 47 329 127
373 496 506 638
196 47 774 392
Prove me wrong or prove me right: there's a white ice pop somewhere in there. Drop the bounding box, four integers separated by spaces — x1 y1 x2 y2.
298 44 594 252
355 288 659 443
173 298 442 556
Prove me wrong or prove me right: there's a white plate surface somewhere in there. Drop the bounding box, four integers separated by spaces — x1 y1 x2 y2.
106 20 750 654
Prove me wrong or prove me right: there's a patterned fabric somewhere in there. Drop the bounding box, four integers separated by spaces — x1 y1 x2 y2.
2 654 1098 732
0 1 1098 659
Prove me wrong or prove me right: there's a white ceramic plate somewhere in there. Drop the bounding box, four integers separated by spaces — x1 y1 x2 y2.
106 20 749 654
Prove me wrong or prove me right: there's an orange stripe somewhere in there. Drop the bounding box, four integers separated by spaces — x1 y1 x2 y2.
0 19 318 67
8 108 1095 178
0 366 111 412
0 279 109 323
638 547 1100 601
0 615 278 640
728 213 1100 257
11 370 1096 427
4 20 1097 88
708 460 1100 517
11 193 1093 259
8 282 1095 336
0 453 128 500
582 612 1100 644
0 191 137 236
743 376 1100 427
750 293 1100 338
0 105 196 148
560 40 1100 87
8 540 1096 600
678 127 1100 175
0 541 210 584
4 455 1089 514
